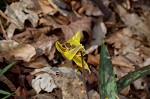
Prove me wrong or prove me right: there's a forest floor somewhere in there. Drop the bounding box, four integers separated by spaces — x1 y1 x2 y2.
0 0 150 99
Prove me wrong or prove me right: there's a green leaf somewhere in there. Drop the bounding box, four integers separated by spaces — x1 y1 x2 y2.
99 42 118 99
0 91 15 99
117 65 150 92
0 90 11 95
0 61 16 76
2 92 15 99
2 95 11 99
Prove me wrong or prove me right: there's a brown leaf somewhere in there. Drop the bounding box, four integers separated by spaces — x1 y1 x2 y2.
86 71 98 84
31 34 58 60
30 93 56 99
39 15 69 27
120 86 130 96
22 57 48 69
0 40 19 53
26 75 34 87
88 90 100 99
55 67 87 99
86 17 106 50
34 0 57 15
9 65 21 74
0 74 16 92
15 86 27 99
87 54 99 66
0 40 36 62
18 75 26 87
9 44 36 62
4 0 39 38
115 3 150 44
12 27 52 43
112 56 135 69
106 30 144 68
0 52 4 62
60 17 92 41
31 73 57 93
85 2 103 16
0 18 8 39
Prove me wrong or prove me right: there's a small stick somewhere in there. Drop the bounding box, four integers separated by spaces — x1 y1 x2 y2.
0 75 16 92
80 51 89 99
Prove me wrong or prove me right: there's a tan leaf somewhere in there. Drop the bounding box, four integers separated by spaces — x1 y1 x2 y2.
31 73 57 93
115 3 150 44
55 67 87 99
87 54 99 66
0 40 19 53
88 90 100 99
9 44 36 62
31 93 56 99
31 65 57 75
60 17 92 41
23 57 48 69
31 34 58 60
86 18 106 50
85 2 103 16
4 0 38 38
133 78 147 90
112 56 135 69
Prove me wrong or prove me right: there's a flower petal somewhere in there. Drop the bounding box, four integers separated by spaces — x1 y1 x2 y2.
73 55 90 72
66 31 81 46
55 41 67 53
72 31 81 42
64 44 84 60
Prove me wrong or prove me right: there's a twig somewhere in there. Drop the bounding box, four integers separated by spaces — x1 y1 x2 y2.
0 18 8 39
0 75 16 92
80 51 89 99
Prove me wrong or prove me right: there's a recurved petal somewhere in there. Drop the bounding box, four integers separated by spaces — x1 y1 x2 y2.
66 39 81 47
66 31 81 46
72 31 81 42
73 55 90 73
55 41 67 53
64 44 84 60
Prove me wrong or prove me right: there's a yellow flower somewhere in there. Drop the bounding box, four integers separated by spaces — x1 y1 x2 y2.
55 31 90 72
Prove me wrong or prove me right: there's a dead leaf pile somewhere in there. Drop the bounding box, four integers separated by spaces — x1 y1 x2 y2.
0 0 150 99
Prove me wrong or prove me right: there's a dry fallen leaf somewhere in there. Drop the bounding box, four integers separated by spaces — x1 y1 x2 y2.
112 55 135 69
115 2 150 45
31 66 87 99
32 34 58 60
133 78 147 90
30 66 57 75
0 40 36 62
88 90 100 99
86 17 106 51
9 44 36 62
32 73 57 93
0 40 19 53
87 54 99 66
5 0 38 38
60 17 92 41
15 86 27 99
30 93 56 99
23 57 48 69
55 67 87 99
85 1 103 16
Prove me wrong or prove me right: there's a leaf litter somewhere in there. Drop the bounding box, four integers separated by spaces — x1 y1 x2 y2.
0 0 150 99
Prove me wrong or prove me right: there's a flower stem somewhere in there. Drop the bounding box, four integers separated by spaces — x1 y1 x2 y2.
80 51 89 99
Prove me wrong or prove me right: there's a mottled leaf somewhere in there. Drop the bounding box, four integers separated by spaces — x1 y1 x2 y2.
117 65 150 92
99 42 118 99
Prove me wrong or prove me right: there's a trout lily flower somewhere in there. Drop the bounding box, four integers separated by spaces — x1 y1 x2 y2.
55 31 90 72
